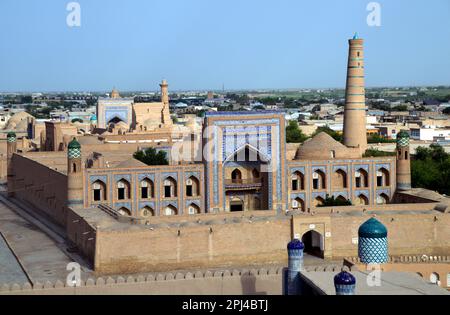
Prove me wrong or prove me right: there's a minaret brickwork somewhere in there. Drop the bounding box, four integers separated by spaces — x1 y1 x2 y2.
343 33 368 154
160 79 172 126
396 130 412 191
7 132 17 197
67 138 84 208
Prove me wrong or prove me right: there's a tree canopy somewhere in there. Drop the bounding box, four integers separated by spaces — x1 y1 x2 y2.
286 120 308 143
412 144 450 195
317 194 352 207
133 147 169 166
311 126 343 142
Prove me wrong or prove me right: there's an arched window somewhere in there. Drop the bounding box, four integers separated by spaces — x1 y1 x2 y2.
355 194 369 206
312 170 326 190
187 203 200 215
72 163 77 172
291 171 305 191
185 176 200 197
118 207 131 216
376 168 390 187
231 169 242 184
430 272 440 285
164 177 177 198
164 205 177 216
140 206 154 217
376 193 389 205
140 179 154 199
332 169 347 189
313 196 325 207
117 179 130 200
355 169 369 188
252 168 260 179
92 180 107 202
292 198 305 212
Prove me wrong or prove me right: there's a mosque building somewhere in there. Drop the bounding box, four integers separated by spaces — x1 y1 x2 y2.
4 35 450 277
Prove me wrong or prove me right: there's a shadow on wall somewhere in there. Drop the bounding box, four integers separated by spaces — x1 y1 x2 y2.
240 273 268 295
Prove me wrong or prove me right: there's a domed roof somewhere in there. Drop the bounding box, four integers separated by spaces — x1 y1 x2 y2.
4 111 34 130
358 217 387 238
111 88 120 99
295 132 359 160
90 114 97 121
7 131 16 138
287 238 305 250
68 138 81 149
334 271 356 285
397 130 409 139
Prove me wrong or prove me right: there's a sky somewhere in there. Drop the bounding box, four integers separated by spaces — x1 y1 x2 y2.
0 0 449 92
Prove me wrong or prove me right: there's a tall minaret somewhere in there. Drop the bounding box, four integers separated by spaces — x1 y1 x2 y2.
343 33 367 154
7 132 17 197
159 79 172 126
396 130 411 191
67 138 84 209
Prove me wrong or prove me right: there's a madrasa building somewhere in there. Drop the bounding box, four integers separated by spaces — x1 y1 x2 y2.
5 35 450 279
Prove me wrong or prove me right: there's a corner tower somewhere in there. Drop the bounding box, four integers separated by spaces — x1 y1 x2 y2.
343 33 367 154
67 138 84 209
396 130 411 191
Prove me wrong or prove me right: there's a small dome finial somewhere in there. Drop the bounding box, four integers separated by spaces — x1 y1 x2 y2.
353 32 359 40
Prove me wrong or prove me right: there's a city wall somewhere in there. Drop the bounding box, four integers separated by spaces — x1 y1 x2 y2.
10 153 68 227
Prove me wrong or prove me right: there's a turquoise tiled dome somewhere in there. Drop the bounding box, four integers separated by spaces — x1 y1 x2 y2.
396 130 410 147
68 138 81 149
90 114 97 121
7 131 16 142
358 218 387 238
358 218 388 264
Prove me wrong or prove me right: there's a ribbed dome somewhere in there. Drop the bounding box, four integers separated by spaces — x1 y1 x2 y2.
358 218 387 238
334 271 356 285
68 138 81 149
7 131 16 138
287 239 305 250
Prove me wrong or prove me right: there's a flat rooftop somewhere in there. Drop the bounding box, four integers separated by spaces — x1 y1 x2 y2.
300 271 449 295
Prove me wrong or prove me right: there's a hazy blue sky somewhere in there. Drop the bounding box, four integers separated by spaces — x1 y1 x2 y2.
0 0 449 92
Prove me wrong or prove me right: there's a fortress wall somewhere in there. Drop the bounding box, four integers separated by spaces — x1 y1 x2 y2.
0 267 286 295
330 213 450 258
10 154 68 227
93 218 291 275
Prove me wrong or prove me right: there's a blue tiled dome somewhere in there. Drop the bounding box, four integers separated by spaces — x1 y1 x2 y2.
334 271 356 285
90 114 97 121
358 218 387 238
287 239 304 250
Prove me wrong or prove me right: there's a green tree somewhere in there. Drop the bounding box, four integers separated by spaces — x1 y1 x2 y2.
134 147 169 166
363 149 396 157
71 118 83 123
311 126 342 142
286 120 308 143
367 134 396 144
443 107 450 115
412 144 450 195
318 194 352 207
